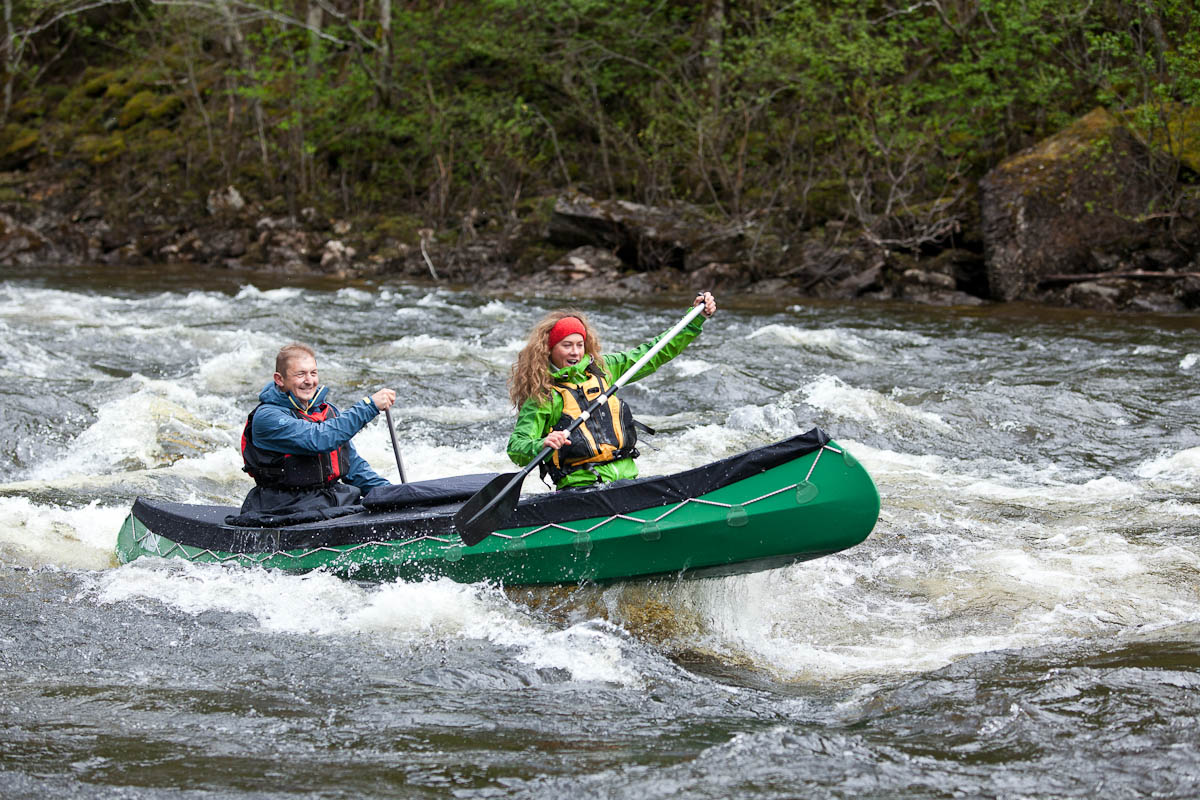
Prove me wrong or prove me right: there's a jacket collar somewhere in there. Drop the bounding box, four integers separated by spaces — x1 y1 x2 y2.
259 381 329 413
549 355 593 384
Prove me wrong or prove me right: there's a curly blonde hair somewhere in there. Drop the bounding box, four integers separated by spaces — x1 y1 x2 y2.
508 309 604 408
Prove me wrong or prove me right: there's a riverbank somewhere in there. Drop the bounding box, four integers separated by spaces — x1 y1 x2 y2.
4 6 1199 314
3 167 1197 314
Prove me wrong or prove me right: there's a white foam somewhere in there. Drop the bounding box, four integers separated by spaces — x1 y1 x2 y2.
1182 353 1198 370
0 497 125 570
1137 447 1200 482
332 287 374 304
385 334 467 358
477 299 511 318
233 285 304 302
669 357 714 378
415 292 455 309
746 325 876 362
654 514 1200 682
804 374 953 434
724 404 801 436
92 564 644 686
30 375 241 481
194 338 275 396
390 398 505 426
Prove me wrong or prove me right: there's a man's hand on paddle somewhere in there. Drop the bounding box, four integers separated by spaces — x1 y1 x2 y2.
371 388 396 411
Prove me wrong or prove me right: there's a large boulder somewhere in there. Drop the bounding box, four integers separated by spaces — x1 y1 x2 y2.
547 192 754 273
980 108 1161 301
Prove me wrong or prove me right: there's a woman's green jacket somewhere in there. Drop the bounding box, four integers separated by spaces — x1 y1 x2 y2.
506 311 706 489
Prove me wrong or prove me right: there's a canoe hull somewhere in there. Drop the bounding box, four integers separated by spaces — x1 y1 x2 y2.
116 438 880 585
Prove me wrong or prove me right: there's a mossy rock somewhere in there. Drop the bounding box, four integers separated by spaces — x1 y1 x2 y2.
0 124 38 168
9 95 43 121
83 72 115 97
373 214 423 243
117 90 158 128
76 133 126 165
980 107 1164 301
146 128 174 144
56 85 99 122
148 95 185 121
0 124 38 156
103 80 134 105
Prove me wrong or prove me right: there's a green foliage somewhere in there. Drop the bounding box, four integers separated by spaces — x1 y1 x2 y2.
7 0 1200 246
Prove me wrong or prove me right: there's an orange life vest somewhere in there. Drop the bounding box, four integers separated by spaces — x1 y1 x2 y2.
545 363 641 484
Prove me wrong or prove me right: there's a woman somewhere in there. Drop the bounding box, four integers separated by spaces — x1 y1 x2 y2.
507 292 717 489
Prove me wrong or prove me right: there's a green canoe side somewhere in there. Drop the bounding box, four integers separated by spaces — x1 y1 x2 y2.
116 441 880 585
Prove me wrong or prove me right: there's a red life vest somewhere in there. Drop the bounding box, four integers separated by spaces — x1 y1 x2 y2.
240 403 351 490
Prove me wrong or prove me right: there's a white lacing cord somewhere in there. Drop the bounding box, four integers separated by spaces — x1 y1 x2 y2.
132 444 845 562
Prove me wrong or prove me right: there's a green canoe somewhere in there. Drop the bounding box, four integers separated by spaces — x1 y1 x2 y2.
116 429 880 585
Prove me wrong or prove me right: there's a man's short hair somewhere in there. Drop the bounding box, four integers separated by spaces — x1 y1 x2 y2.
275 343 316 375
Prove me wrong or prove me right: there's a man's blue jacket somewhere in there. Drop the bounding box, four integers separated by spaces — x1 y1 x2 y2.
249 382 389 490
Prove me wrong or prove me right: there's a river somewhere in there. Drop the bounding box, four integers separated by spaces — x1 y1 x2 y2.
1 264 1198 798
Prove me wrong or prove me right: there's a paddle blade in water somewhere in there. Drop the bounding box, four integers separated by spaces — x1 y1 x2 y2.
452 471 524 546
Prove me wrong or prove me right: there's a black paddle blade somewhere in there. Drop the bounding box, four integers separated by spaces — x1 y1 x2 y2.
452 471 525 546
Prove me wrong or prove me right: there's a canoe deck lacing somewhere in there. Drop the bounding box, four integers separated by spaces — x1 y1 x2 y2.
127 444 846 565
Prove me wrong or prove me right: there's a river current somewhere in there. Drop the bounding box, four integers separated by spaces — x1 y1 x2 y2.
1 264 1198 798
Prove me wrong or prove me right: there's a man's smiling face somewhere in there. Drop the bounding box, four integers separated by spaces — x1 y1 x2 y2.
275 354 319 403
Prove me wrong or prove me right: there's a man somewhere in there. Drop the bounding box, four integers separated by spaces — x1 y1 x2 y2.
236 342 396 520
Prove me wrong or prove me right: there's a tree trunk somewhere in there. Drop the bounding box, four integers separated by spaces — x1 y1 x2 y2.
216 0 269 172
2 0 14 124
378 0 392 106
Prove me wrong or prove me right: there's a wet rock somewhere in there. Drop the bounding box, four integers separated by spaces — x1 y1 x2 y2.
1064 280 1125 311
924 247 988 297
208 229 248 259
897 285 987 306
207 185 245 216
251 223 321 271
1124 292 1188 313
900 268 956 290
548 192 751 272
777 239 883 299
895 265 985 305
0 211 49 265
319 239 356 272
689 261 751 293
546 245 622 281
835 263 884 297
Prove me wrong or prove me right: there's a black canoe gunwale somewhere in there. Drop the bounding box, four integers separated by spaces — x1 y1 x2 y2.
132 429 832 555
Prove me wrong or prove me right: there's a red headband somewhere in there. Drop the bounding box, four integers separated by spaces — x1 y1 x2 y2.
548 316 587 349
